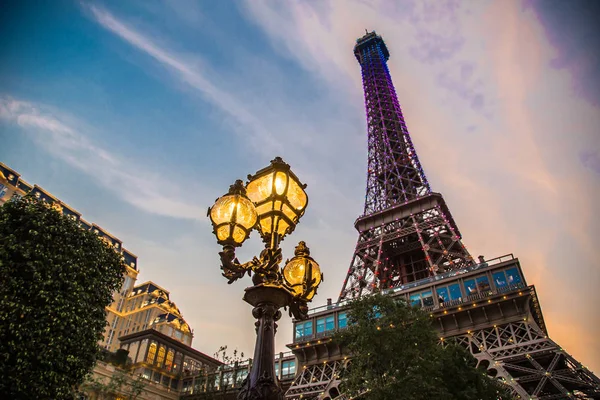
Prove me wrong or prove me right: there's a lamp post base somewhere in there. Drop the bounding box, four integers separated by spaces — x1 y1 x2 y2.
238 285 292 400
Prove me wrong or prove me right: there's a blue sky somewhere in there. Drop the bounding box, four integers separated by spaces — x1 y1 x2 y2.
1 1 599 372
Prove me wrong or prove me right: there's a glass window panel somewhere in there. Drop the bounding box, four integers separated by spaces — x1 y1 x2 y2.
274 172 287 195
338 312 347 329
316 318 325 333
421 291 433 306
437 287 449 302
236 369 248 386
156 346 166 367
476 276 490 292
223 372 233 388
493 271 507 287
260 216 272 235
275 363 280 376
303 321 313 337
173 352 183 373
165 349 174 372
295 323 304 339
287 178 307 211
281 203 297 222
464 279 477 296
505 268 522 285
276 218 289 236
325 316 335 331
146 342 157 364
282 361 296 377
410 293 421 307
449 284 462 300
282 362 289 375
247 174 273 204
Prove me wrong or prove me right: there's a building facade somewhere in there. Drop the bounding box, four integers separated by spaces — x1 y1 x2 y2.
0 163 193 352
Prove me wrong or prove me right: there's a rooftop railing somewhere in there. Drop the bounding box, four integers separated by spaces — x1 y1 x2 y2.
305 254 516 317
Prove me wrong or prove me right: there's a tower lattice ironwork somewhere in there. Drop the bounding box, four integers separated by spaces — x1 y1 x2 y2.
339 31 473 302
280 31 600 400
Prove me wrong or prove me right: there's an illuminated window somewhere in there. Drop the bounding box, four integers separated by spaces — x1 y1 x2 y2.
165 349 174 372
156 345 166 367
146 342 157 364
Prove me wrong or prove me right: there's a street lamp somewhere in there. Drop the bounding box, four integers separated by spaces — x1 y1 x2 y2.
208 157 323 400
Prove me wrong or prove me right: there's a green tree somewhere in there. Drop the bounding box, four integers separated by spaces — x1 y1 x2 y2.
82 367 146 400
0 196 125 399
334 294 513 400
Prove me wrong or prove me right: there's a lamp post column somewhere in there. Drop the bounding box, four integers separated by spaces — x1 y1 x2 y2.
238 286 291 400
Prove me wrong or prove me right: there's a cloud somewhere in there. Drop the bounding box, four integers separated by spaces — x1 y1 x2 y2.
0 96 206 220
85 4 281 155
238 0 600 374
580 150 600 175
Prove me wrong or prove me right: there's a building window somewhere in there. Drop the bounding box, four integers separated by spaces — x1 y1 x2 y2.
142 368 152 380
146 342 157 364
436 283 462 303
295 321 313 340
464 279 477 296
156 346 166 367
223 372 233 388
275 363 280 377
165 349 174 372
493 268 522 288
0 184 7 198
476 276 491 292
409 290 434 308
281 360 296 378
465 275 492 296
236 369 248 386
338 312 348 329
316 316 334 334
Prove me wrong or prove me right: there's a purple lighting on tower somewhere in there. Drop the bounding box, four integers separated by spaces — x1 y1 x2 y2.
338 32 473 301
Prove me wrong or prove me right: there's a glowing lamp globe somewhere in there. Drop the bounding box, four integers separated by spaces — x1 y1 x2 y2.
283 241 322 301
208 180 257 247
246 157 308 243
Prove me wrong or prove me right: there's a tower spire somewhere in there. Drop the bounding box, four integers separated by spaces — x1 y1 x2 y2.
339 32 472 301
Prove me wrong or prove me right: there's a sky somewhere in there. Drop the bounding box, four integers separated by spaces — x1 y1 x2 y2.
1 0 599 373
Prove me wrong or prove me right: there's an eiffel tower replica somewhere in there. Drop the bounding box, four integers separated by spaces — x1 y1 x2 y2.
284 31 600 400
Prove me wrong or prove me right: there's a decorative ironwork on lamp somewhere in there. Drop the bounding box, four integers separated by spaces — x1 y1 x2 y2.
207 157 323 400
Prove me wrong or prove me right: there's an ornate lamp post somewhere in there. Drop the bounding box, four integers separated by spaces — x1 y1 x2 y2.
208 157 323 400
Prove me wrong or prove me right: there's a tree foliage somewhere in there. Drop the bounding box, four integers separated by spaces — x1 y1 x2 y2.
0 196 125 399
82 367 146 400
334 294 513 400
